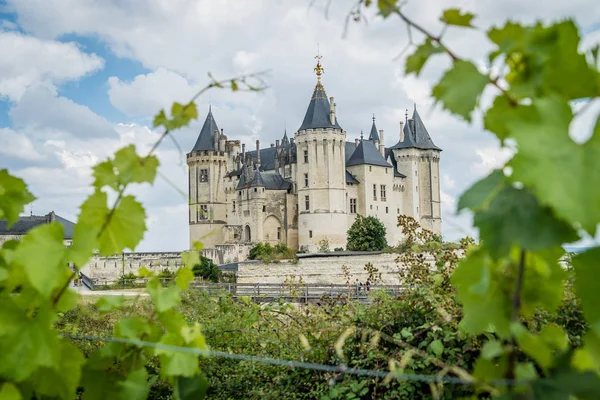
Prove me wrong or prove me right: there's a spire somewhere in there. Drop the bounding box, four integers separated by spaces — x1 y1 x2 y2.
191 108 220 152
298 52 343 131
390 104 441 151
360 130 364 140
368 114 380 142
314 45 324 82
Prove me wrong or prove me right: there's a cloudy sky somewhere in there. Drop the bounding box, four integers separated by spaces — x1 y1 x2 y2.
1 0 599 251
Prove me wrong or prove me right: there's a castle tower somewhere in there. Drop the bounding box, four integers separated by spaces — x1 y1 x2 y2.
187 107 228 248
389 105 442 234
296 54 347 251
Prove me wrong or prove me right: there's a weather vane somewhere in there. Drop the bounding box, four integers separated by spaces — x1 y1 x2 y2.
314 43 324 81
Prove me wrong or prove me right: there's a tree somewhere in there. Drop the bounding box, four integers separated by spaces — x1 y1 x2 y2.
192 256 219 282
346 215 387 251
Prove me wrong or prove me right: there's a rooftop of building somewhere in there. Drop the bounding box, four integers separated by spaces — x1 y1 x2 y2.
0 211 75 239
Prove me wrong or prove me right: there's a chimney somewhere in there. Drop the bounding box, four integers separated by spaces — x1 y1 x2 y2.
270 143 274 148
219 129 226 152
355 138 359 148
329 97 336 125
256 139 261 168
242 143 246 163
399 121 404 142
237 152 241 169
276 139 280 148
379 129 385 156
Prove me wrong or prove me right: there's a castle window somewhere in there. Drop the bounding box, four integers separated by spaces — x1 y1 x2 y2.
380 185 387 201
233 201 236 212
277 227 281 240
397 208 400 214
373 184 377 200
385 168 388 174
304 150 309 163
350 198 357 214
199 169 209 182
198 205 208 220
304 173 309 187
370 205 373 210
262 206 266 212
415 171 417 176
369 166 372 172
309 230 313 238
254 188 257 192
386 207 389 214
305 195 310 211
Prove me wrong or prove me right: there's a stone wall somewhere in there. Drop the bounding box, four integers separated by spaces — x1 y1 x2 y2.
81 243 253 280
237 252 435 285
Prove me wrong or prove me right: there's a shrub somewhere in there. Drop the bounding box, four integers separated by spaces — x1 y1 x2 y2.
346 215 387 251
192 256 220 282
317 238 330 253
248 242 296 262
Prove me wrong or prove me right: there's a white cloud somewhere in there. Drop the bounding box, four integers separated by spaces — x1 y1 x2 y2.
0 31 103 101
108 68 198 117
0 128 46 161
9 84 117 139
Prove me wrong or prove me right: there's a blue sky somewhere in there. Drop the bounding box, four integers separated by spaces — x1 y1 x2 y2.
1 0 598 251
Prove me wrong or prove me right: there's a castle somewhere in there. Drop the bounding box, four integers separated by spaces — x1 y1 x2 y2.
187 56 442 252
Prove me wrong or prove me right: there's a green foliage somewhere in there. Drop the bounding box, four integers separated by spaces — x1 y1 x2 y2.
248 242 296 262
0 72 256 398
317 238 331 253
346 215 387 251
192 256 219 282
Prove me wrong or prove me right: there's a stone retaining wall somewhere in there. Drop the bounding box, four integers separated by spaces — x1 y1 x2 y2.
237 252 435 285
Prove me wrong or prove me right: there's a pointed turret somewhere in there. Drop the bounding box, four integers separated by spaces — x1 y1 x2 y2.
390 105 441 151
368 114 380 142
191 108 220 152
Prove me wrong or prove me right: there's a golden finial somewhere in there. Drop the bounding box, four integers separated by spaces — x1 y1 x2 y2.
314 44 324 81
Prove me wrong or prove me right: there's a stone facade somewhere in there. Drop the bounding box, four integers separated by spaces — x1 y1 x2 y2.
188 57 443 253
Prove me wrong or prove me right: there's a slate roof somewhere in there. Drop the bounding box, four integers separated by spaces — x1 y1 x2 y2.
385 148 407 178
236 170 292 191
0 212 75 239
191 108 219 152
368 118 380 142
390 106 442 151
346 170 359 184
346 140 392 168
245 147 277 171
299 81 342 131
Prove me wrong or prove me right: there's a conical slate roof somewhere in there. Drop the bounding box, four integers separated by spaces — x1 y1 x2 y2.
390 106 441 151
368 117 379 142
299 81 342 131
347 139 392 168
191 108 219 152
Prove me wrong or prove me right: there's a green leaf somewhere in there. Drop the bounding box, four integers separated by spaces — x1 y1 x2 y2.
520 249 567 316
440 8 475 27
115 317 152 341
474 185 578 258
155 333 200 378
573 247 600 325
117 368 151 400
31 339 85 399
174 375 209 400
0 383 21 400
147 278 181 313
481 340 504 360
428 339 444 357
457 169 504 212
97 295 127 314
540 323 569 351
181 250 200 269
176 267 195 291
0 303 60 381
13 223 68 297
511 323 553 369
483 96 514 142
112 145 159 186
451 248 511 338
153 109 168 128
431 60 488 122
507 96 600 235
405 39 444 76
0 169 35 227
99 195 147 256
377 0 398 18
